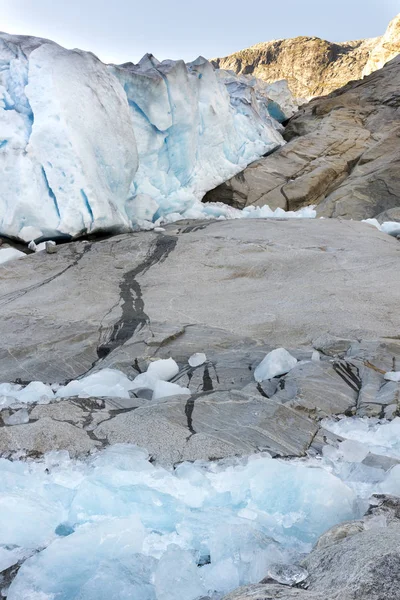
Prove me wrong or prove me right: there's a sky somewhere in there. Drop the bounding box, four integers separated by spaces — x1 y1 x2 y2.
1 0 399 64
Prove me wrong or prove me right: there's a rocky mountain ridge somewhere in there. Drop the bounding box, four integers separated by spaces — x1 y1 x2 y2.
212 13 400 99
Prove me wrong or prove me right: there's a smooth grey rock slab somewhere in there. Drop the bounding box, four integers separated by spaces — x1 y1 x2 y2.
271 361 358 417
1 219 399 384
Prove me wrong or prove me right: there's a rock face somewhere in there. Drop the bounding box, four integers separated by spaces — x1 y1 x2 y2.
204 54 400 220
0 34 284 242
363 13 400 76
1 219 399 383
212 14 400 100
0 219 399 464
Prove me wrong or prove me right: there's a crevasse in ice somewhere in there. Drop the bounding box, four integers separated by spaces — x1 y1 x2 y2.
0 33 290 242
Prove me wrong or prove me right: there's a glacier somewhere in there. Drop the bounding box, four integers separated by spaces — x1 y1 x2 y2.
0 33 289 242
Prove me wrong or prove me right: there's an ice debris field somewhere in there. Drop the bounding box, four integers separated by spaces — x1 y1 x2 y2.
4 421 400 600
1 353 400 598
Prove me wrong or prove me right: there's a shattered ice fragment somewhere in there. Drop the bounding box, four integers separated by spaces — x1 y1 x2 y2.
56 368 136 399
339 439 369 463
266 563 308 586
188 353 207 368
147 358 179 381
28 241 46 252
0 248 26 265
362 219 400 238
254 348 297 382
2 409 29 426
152 381 191 400
384 371 400 382
19 226 43 243
0 381 54 408
155 545 206 600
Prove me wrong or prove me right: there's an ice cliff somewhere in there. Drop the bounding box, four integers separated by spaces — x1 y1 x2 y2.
0 33 288 242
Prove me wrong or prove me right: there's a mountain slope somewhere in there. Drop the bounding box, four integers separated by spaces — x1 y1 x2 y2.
203 53 400 221
213 13 400 99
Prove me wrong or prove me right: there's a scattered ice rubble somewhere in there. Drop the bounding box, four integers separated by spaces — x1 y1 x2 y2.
362 218 400 237
3 415 400 600
0 359 192 410
0 349 300 409
0 351 399 598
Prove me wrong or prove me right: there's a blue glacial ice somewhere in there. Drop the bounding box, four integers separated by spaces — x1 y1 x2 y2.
1 446 364 600
0 33 297 243
4 429 400 600
0 399 400 598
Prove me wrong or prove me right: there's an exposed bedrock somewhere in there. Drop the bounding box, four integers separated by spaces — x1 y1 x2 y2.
204 55 400 221
0 219 399 464
213 13 400 100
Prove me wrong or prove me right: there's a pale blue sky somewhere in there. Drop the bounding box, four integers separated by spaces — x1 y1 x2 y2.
2 0 399 64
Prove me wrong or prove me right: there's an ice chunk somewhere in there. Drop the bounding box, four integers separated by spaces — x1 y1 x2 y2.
188 353 207 367
16 381 54 404
56 368 136 399
0 248 25 265
339 439 369 463
323 416 400 460
362 219 400 238
152 381 191 400
381 222 400 237
7 516 146 600
18 225 43 242
0 545 31 572
0 381 54 408
254 348 297 382
147 358 179 381
3 408 29 426
384 371 400 382
267 563 308 585
154 545 206 600
0 440 376 600
130 359 180 396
